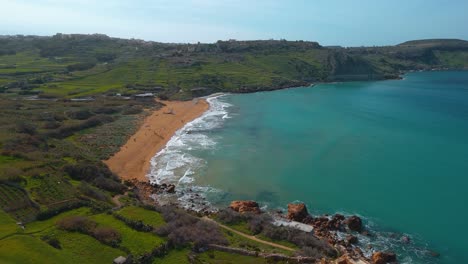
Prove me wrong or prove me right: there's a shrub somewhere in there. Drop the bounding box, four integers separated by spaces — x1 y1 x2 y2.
66 109 93 120
155 206 228 250
93 106 120 114
78 182 108 201
66 62 96 72
41 235 61 249
247 213 271 235
63 162 114 182
42 121 61 129
0 167 24 183
92 176 125 194
49 114 114 138
113 214 153 232
262 223 336 258
2 135 45 153
216 208 244 224
92 226 121 247
36 200 87 220
56 215 122 247
15 122 37 135
56 216 97 233
122 105 143 115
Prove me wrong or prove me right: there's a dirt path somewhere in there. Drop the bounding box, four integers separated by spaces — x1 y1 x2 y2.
203 217 295 252
112 192 128 208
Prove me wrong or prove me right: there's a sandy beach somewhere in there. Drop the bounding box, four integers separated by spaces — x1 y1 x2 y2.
105 98 209 182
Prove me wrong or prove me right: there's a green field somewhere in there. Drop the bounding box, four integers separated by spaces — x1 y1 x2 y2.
116 206 166 228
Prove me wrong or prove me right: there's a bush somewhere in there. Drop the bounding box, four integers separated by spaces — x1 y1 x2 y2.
247 214 271 235
63 162 125 194
42 121 61 129
63 162 114 181
217 208 271 235
262 223 336 258
49 114 114 138
66 62 96 72
66 109 93 120
78 182 108 201
16 122 37 135
0 167 24 183
57 216 97 233
216 208 245 224
41 235 61 249
155 206 228 250
56 215 122 247
113 214 153 232
2 135 45 153
122 105 143 115
92 226 121 247
36 200 87 220
93 107 120 114
92 176 125 194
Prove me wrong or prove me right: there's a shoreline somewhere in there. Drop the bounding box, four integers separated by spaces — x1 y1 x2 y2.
104 98 209 182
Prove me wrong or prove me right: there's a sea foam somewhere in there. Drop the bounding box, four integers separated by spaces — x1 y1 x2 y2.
147 94 231 210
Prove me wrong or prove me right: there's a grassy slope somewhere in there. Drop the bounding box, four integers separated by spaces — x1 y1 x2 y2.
1 36 467 100
116 206 166 228
0 36 467 263
90 213 165 256
0 207 127 264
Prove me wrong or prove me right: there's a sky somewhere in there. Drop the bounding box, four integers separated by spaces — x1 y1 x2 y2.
1 0 467 46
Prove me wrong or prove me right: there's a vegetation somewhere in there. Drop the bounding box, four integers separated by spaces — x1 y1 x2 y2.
1 35 467 100
216 209 335 258
0 34 467 263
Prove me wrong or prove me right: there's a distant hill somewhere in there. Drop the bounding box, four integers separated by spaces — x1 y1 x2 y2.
398 39 468 47
1 34 467 99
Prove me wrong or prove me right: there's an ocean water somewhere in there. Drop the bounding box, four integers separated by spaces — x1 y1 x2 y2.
148 71 468 263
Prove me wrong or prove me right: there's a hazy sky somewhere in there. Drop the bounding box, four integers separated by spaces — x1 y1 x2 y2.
1 0 467 46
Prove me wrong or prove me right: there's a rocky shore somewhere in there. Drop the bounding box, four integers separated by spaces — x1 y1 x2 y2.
126 179 400 264
228 200 398 264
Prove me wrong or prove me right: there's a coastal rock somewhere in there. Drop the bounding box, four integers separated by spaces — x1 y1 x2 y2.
327 214 345 230
401 235 410 244
371 252 397 264
229 200 261 214
346 235 358 244
287 203 310 222
167 184 176 193
346 216 363 232
335 255 354 264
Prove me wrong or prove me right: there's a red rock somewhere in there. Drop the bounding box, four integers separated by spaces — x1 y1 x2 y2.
371 251 397 264
229 200 261 214
287 203 310 222
335 255 354 264
346 216 363 232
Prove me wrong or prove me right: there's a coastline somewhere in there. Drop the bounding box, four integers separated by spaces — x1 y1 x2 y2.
104 98 209 182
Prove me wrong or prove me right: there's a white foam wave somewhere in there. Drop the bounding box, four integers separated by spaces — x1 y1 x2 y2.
147 94 231 186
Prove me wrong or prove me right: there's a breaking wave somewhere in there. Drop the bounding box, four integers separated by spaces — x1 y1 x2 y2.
147 94 232 211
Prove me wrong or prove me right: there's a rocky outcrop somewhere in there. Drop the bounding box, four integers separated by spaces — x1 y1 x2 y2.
346 235 358 244
371 252 397 264
335 254 370 264
287 203 310 222
229 200 261 214
346 216 363 232
166 184 175 193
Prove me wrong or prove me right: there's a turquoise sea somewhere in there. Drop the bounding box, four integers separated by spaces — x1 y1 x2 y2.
149 71 468 263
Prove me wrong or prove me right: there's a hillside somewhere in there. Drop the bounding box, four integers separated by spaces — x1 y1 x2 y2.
1 34 467 100
0 35 466 263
